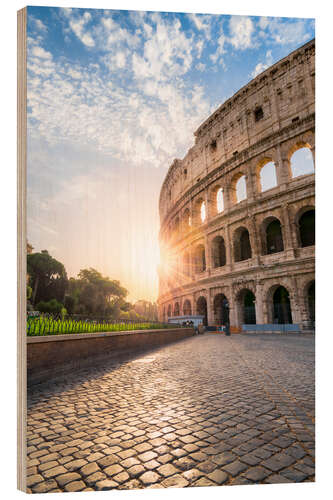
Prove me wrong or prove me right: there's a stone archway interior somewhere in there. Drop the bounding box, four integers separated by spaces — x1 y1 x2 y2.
272 286 292 324
308 282 315 324
299 210 315 247
214 294 229 325
266 219 284 254
197 296 208 326
212 236 226 268
243 291 256 324
183 300 192 316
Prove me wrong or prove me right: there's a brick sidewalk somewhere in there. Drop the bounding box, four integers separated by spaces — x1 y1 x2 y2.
26 333 315 492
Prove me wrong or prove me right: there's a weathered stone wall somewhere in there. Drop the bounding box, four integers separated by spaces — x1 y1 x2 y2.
27 328 195 385
158 40 315 330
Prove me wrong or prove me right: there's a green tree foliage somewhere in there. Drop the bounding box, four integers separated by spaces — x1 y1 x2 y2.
27 250 68 306
36 298 66 315
68 268 129 317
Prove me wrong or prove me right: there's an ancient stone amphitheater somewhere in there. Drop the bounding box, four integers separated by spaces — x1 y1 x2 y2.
158 39 315 331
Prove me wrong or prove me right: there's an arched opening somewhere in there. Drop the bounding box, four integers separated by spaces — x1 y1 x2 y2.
272 286 292 324
290 147 315 178
174 302 180 316
242 290 256 325
266 218 284 254
183 299 192 316
235 175 247 203
197 296 208 326
167 304 172 319
200 201 206 223
307 281 315 326
194 244 206 273
193 198 205 226
213 294 229 325
216 187 224 213
211 236 226 268
299 209 315 247
259 161 277 192
234 227 252 262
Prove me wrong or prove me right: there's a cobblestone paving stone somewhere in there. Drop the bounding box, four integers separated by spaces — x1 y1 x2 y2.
26 333 315 492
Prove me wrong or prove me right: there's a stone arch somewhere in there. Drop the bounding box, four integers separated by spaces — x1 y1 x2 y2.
233 226 252 262
257 159 278 192
306 280 315 326
209 183 224 215
196 296 208 326
183 299 192 316
213 293 230 325
193 243 206 273
174 302 180 316
235 288 256 325
182 207 191 232
230 172 247 204
193 197 206 226
267 284 293 324
211 235 226 268
288 142 315 178
297 208 315 247
260 216 284 255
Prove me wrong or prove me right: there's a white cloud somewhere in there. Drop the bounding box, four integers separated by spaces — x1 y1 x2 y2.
27 25 210 171
31 46 52 60
68 11 95 47
30 16 48 33
256 17 313 47
229 16 255 50
196 62 206 72
188 13 212 39
132 18 193 82
251 49 274 78
210 32 226 65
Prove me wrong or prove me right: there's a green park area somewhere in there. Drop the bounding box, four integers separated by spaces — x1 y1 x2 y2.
27 247 167 336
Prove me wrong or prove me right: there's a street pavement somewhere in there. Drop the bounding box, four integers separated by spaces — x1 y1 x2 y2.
26 333 315 492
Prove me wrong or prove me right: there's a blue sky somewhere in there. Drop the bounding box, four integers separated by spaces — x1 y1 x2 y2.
26 7 315 301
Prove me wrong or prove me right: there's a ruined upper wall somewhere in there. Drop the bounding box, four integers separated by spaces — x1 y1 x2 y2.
159 39 315 223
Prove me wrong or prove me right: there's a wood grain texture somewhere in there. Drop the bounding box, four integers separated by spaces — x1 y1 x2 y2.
17 6 27 493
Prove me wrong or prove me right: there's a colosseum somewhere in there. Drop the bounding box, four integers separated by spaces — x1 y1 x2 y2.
157 39 315 332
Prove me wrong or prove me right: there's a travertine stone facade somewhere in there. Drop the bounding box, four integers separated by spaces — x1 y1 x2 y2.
158 39 315 330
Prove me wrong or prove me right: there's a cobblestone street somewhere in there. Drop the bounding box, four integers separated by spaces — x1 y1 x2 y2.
26 333 315 493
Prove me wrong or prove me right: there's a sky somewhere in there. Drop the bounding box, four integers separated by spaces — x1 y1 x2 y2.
26 6 315 302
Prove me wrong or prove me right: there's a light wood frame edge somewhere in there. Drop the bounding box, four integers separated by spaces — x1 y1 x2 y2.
17 6 27 493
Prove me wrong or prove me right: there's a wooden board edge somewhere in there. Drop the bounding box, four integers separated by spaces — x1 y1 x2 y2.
17 6 27 493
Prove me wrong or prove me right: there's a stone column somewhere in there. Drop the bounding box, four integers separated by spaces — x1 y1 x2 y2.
255 282 265 324
290 289 302 325
275 144 290 186
207 288 213 326
281 204 297 257
225 224 233 271
228 286 236 327
204 234 211 272
248 216 261 266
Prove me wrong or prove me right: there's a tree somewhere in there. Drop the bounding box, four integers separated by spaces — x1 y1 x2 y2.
27 250 68 306
68 268 129 317
36 298 65 315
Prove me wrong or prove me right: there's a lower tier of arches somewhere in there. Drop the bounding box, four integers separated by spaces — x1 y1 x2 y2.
159 275 315 330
